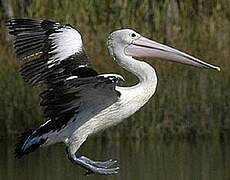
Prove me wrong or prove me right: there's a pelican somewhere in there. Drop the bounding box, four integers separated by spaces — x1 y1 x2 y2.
7 18 220 175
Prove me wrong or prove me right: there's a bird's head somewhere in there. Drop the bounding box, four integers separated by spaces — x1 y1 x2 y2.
108 29 220 71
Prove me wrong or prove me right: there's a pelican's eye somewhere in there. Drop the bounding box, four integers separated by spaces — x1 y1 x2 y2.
131 33 136 37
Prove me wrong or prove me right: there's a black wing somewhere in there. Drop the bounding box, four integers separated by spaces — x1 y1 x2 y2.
6 18 124 136
6 18 97 85
35 74 123 135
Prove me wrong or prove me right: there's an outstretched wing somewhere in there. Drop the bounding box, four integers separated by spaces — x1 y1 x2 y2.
7 18 124 137
6 18 97 85
35 74 124 135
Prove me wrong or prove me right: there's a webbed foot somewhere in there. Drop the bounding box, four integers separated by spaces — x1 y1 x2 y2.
75 156 119 175
66 148 119 175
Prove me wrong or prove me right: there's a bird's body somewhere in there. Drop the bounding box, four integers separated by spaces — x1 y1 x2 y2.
42 54 157 154
7 18 219 175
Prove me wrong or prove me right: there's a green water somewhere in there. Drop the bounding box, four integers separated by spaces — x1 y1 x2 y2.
0 139 229 180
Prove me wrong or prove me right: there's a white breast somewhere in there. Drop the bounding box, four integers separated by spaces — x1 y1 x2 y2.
79 71 157 135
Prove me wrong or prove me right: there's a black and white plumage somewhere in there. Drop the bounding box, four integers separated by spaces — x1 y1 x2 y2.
7 19 123 174
7 19 96 85
7 18 220 176
39 75 122 136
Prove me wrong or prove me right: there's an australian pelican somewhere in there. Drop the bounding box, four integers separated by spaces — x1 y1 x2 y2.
7 18 220 175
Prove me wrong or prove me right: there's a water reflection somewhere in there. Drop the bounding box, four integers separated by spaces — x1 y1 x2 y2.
0 138 229 180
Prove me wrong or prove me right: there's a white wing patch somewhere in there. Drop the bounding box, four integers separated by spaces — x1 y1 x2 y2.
40 119 51 127
66 76 78 80
48 27 83 67
99 74 125 81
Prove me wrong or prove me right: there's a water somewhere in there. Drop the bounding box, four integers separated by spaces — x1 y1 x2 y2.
0 138 229 180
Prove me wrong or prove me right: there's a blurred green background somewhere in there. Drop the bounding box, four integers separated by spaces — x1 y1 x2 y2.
0 0 229 139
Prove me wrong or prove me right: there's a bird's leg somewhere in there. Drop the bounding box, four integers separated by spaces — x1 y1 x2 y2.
66 147 119 175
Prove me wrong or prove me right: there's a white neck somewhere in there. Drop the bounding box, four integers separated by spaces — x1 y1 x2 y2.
116 54 157 85
109 44 157 88
109 47 158 115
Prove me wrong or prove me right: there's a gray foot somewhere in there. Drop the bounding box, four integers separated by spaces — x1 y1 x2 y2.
66 149 119 175
79 156 117 168
75 156 119 176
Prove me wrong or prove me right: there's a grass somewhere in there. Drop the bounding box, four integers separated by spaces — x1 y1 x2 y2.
0 0 229 139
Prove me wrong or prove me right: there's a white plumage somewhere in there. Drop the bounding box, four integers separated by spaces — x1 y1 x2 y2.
48 26 83 67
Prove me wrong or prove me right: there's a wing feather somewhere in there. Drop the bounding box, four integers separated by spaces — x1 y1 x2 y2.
7 18 124 138
37 75 123 134
7 18 95 85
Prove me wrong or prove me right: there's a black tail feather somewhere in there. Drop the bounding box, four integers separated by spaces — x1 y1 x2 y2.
15 129 47 158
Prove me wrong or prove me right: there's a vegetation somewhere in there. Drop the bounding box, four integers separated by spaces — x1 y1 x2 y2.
0 0 229 139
